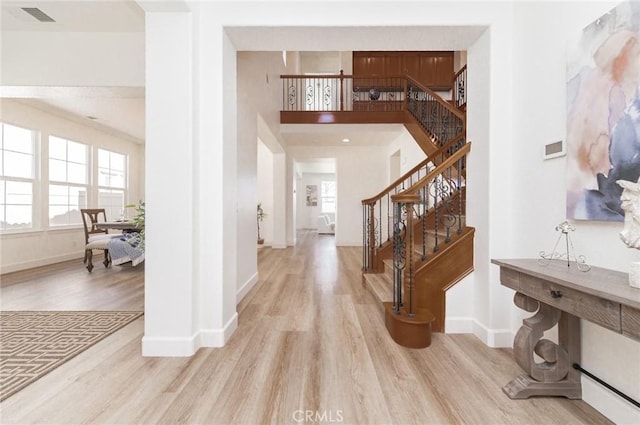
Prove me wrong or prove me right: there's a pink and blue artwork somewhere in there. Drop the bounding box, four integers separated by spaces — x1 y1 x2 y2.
566 1 640 221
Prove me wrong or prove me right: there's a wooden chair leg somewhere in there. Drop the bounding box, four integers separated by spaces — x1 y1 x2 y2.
86 250 94 272
83 249 88 264
103 250 110 268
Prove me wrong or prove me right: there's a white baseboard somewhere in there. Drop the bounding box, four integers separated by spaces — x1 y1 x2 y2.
444 317 513 347
582 376 640 424
472 320 513 348
0 251 83 275
141 335 198 357
445 317 475 333
198 312 238 348
142 312 239 357
237 272 259 303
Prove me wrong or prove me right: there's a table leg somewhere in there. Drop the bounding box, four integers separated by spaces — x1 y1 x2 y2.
503 292 581 399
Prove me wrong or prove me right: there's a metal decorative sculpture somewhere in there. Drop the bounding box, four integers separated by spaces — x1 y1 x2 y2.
539 221 591 271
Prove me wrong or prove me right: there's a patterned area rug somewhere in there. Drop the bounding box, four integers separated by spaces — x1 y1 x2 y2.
0 311 143 401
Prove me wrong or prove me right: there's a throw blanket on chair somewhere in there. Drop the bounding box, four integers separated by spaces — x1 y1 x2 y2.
108 232 145 266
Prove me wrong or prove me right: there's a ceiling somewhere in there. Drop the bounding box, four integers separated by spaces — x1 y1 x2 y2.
1 2 485 149
1 1 146 143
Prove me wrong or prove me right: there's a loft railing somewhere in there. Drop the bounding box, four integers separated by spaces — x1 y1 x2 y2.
453 65 467 110
281 71 466 136
282 71 406 112
361 135 468 272
405 76 465 148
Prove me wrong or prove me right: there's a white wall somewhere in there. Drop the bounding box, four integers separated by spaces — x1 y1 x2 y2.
511 2 639 422
237 51 288 290
387 127 428 176
296 172 336 229
257 139 274 245
0 99 145 273
141 3 637 422
289 145 388 246
1 32 144 87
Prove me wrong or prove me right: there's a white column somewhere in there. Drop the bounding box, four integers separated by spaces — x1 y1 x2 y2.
272 153 287 248
142 11 196 356
193 5 238 345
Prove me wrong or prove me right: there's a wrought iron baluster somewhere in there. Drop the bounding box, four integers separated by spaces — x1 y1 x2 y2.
387 194 391 242
379 199 383 248
433 177 440 252
392 201 406 314
458 157 463 234
422 185 427 261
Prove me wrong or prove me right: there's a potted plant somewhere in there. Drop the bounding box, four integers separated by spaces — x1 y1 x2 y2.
257 203 266 245
125 201 145 250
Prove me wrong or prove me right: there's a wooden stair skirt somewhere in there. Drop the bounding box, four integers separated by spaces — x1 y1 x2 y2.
384 303 435 348
364 227 475 347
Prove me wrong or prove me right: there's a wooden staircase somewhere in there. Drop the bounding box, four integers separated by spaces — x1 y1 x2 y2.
360 81 472 348
278 67 471 348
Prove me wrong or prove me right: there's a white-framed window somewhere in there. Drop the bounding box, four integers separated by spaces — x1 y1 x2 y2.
321 180 336 214
48 136 88 226
97 148 126 220
1 123 35 232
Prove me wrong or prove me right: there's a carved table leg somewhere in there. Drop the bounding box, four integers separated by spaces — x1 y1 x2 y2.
503 292 581 399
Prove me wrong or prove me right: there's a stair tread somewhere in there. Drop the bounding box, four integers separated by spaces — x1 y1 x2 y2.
363 273 392 303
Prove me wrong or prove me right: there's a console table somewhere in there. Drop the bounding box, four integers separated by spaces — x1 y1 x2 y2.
492 258 640 399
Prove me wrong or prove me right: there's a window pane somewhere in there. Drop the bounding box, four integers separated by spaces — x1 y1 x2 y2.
110 152 125 171
5 205 32 229
321 181 336 196
49 136 67 160
49 184 87 226
98 149 109 167
3 124 32 154
1 180 32 230
67 140 86 164
49 158 67 182
5 181 32 205
4 151 33 179
322 198 336 213
109 170 125 189
67 162 87 184
98 189 124 221
98 149 127 190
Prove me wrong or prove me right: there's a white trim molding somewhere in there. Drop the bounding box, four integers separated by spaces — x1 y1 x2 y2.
142 312 239 357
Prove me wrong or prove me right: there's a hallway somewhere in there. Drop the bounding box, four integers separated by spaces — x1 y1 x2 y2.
1 231 610 424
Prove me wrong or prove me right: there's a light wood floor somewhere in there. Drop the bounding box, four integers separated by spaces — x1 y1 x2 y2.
0 231 611 424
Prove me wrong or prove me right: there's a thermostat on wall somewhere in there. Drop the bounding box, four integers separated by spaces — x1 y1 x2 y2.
544 140 565 160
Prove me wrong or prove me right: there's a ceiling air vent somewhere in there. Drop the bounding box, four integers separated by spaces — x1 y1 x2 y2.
21 7 56 23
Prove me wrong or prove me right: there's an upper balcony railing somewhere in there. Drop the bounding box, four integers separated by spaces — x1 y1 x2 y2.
281 68 467 147
281 71 407 113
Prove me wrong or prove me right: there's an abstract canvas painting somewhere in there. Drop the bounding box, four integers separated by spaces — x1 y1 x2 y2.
566 1 640 221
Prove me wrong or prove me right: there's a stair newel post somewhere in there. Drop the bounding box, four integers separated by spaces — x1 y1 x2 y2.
339 70 344 111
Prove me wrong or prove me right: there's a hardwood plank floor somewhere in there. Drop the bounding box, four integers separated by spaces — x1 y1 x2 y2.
0 231 612 424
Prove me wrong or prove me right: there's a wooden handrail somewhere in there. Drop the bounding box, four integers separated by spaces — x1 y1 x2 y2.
405 75 465 122
403 142 471 196
361 134 466 205
453 65 467 82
